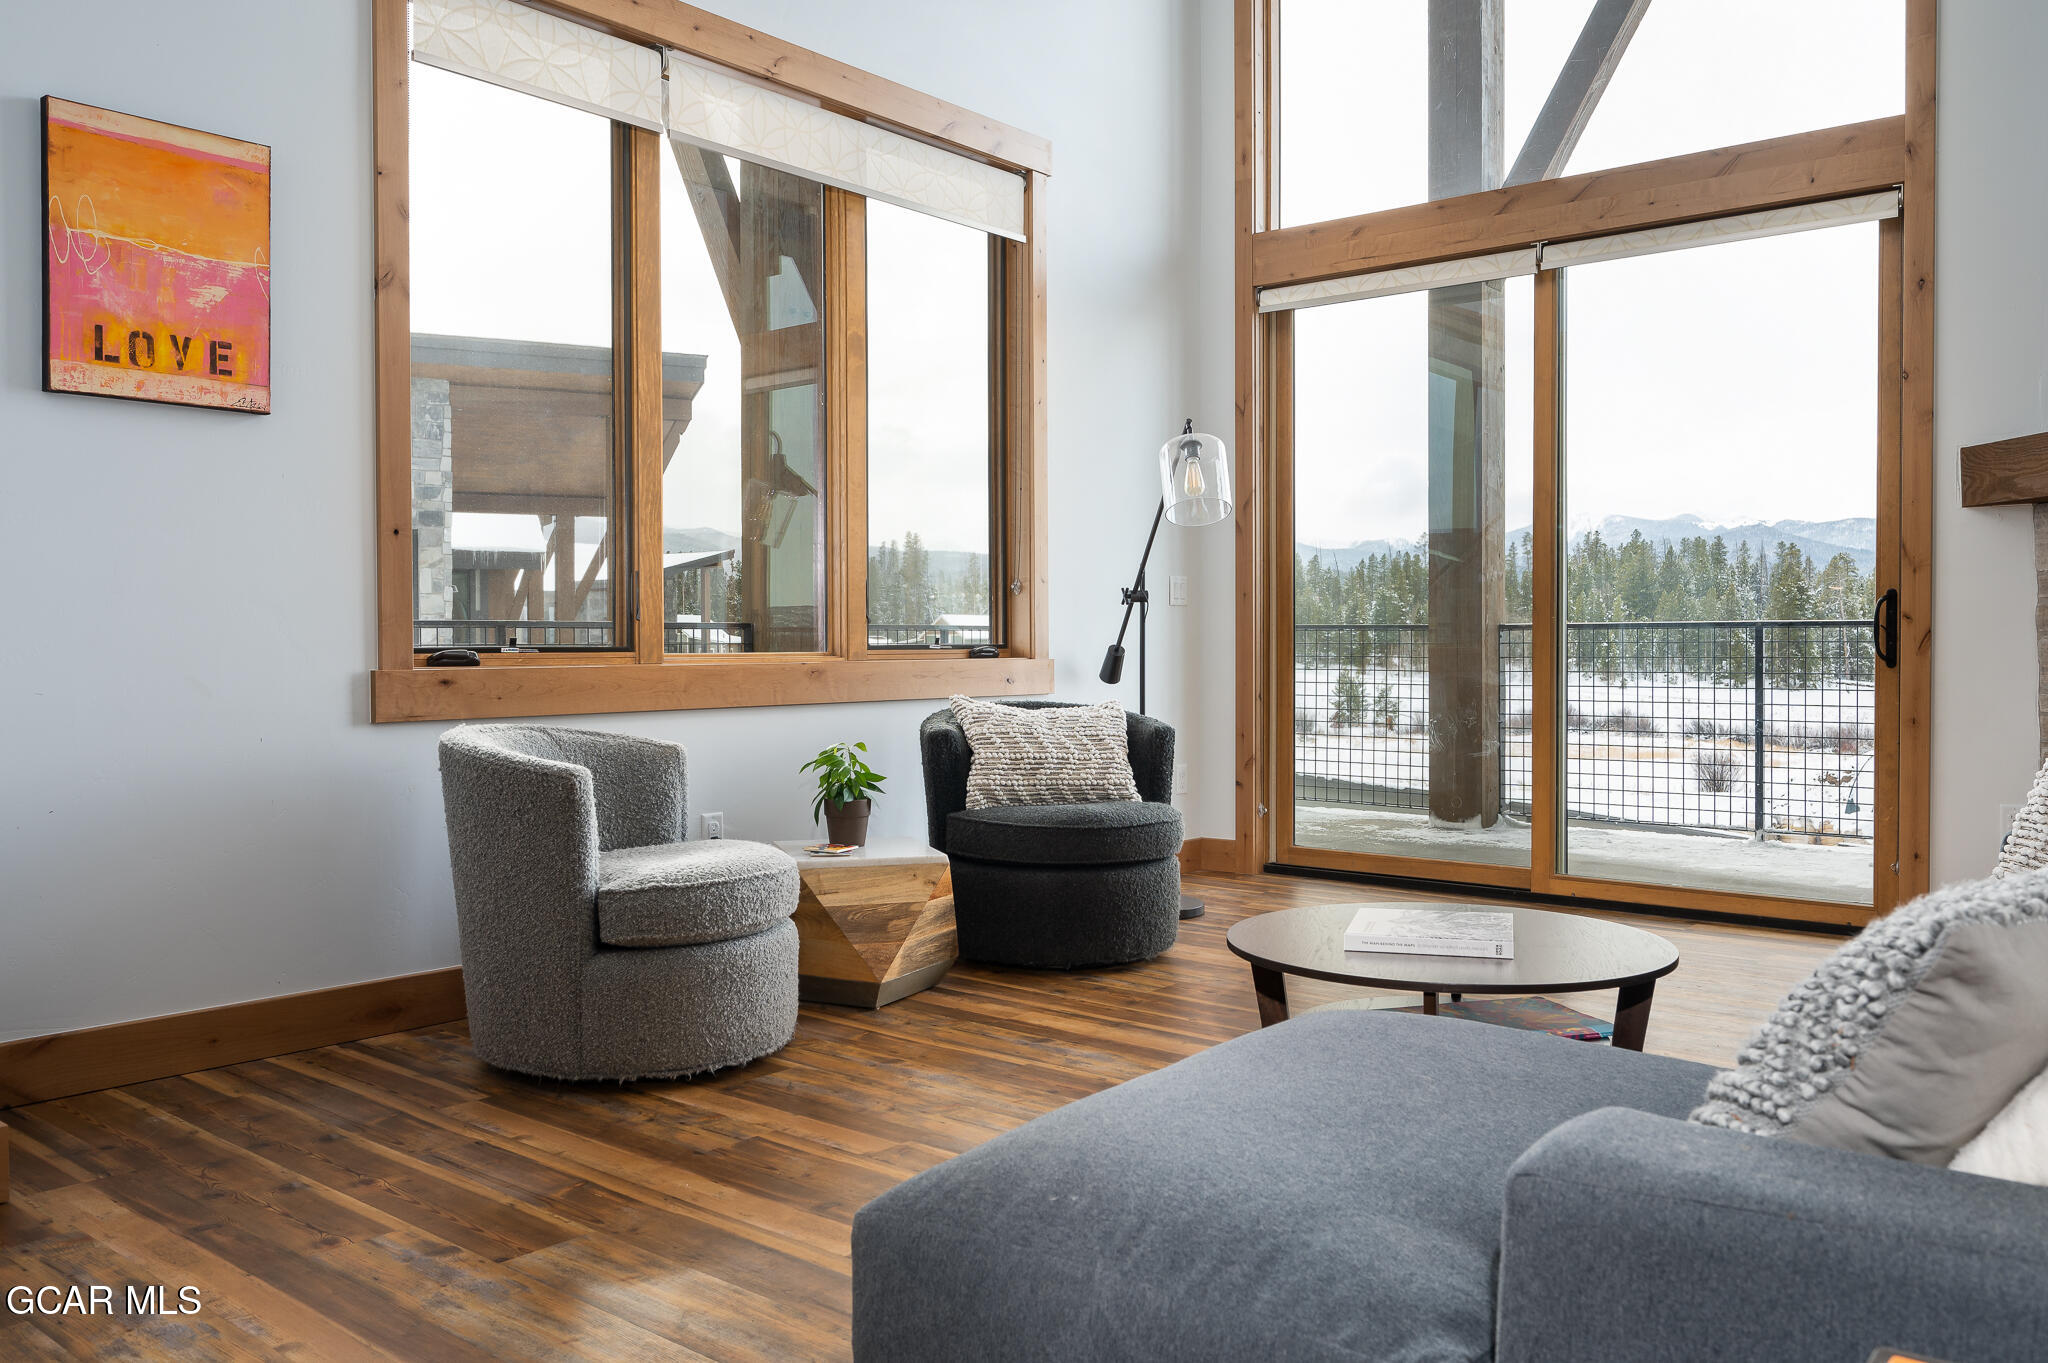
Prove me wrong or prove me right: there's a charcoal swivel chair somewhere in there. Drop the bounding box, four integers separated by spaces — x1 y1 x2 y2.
438 724 799 1081
920 701 1183 968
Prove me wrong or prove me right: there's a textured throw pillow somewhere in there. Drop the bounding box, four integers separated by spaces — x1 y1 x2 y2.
1951 1063 2048 1186
1690 867 2048 1165
949 696 1140 810
1994 759 2048 877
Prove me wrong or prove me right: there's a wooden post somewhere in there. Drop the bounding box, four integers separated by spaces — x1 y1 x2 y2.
1426 0 1506 829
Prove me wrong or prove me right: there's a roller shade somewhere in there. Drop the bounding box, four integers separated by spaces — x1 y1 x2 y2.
1258 249 1538 314
1540 191 1902 271
664 53 1026 242
411 0 665 132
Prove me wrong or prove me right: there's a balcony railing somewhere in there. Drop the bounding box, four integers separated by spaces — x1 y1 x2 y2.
1295 620 1876 842
867 623 993 648
414 619 756 653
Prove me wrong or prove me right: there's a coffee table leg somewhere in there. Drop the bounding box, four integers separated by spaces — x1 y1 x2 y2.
1250 964 1289 1027
1422 992 1440 1016
1611 979 1656 1051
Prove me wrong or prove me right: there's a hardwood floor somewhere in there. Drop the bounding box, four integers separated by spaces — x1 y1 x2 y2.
0 870 1837 1361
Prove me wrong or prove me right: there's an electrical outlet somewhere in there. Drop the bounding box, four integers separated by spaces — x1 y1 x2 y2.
1168 575 1189 606
702 811 725 839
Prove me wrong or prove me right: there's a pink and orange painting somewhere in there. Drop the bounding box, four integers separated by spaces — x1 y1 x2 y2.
43 97 271 413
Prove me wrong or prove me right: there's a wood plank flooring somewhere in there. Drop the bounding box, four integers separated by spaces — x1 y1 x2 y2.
0 870 1838 1361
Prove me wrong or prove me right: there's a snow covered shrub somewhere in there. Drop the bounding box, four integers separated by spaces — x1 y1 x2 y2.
1694 750 1740 792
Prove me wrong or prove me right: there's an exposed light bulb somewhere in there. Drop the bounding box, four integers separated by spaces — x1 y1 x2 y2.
1179 446 1206 498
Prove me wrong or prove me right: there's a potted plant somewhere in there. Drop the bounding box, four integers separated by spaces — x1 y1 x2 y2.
801 741 885 847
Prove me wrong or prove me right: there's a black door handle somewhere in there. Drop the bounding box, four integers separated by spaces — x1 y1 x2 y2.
1874 588 1899 668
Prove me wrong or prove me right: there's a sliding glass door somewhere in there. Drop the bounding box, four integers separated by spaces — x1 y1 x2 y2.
1557 223 1881 906
1273 209 1900 918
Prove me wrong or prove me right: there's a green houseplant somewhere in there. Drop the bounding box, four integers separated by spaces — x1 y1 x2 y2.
801 741 885 847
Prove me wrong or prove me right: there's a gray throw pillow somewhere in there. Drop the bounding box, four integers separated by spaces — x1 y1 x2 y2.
1691 867 2048 1164
949 696 1140 810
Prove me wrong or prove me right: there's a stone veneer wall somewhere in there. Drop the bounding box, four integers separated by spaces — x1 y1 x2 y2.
412 378 454 632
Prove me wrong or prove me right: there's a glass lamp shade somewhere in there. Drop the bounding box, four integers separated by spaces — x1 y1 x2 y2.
1159 427 1233 526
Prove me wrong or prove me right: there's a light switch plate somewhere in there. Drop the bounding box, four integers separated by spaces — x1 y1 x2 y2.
1168 575 1189 606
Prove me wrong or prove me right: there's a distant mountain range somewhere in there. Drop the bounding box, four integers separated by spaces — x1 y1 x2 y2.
1299 514 1877 575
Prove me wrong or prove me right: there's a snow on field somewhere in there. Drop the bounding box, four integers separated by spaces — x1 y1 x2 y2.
1294 664 1874 840
1292 805 1872 904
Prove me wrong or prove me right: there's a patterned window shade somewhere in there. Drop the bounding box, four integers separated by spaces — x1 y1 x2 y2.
411 0 665 132
665 54 1027 242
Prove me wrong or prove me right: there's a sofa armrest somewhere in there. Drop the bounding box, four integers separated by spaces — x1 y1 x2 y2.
1496 1107 2048 1363
919 709 972 852
1125 713 1175 805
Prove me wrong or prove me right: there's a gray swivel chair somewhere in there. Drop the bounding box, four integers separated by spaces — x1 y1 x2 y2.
438 724 799 1081
920 701 1183 968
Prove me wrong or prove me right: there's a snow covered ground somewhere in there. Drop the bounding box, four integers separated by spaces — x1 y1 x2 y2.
1292 804 1872 904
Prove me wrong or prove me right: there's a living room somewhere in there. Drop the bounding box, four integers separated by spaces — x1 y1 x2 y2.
2 0 2044 1358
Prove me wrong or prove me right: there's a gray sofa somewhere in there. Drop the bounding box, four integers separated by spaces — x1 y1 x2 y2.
920 700 1183 968
438 724 799 1082
852 1009 2048 1361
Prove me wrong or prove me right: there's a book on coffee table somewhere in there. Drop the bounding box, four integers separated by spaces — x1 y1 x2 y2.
1342 905 1515 959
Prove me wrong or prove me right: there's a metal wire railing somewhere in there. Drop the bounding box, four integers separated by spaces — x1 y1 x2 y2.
1295 620 1876 841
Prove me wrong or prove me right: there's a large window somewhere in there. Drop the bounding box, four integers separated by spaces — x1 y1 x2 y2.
1252 0 1933 924
375 0 1051 720
865 201 999 651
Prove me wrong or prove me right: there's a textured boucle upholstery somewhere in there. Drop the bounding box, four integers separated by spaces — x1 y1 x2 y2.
919 701 1182 968
1994 758 2048 876
947 801 1183 866
920 701 1174 852
598 839 798 947
438 724 797 1081
1691 866 2048 1164
853 1011 1714 1362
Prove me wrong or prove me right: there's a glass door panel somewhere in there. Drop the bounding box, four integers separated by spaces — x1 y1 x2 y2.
1559 224 1879 904
1290 276 1534 868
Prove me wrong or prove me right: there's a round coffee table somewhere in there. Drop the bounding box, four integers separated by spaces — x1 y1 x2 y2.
1225 902 1680 1050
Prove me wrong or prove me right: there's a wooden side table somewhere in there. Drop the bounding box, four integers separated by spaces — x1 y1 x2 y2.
774 839 957 1008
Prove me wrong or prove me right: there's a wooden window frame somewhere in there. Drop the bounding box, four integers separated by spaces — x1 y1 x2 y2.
1234 0 1937 925
370 0 1053 722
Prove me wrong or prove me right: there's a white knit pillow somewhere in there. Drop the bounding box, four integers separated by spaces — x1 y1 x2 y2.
949 696 1140 810
1995 759 2048 877
1951 1065 2048 1186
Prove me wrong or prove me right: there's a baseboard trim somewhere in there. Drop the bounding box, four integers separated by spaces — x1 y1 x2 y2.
1178 837 1242 874
0 968 467 1108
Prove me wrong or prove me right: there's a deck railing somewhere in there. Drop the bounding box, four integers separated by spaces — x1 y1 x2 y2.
1294 620 1876 841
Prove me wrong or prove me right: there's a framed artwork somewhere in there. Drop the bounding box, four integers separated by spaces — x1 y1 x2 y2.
42 97 271 413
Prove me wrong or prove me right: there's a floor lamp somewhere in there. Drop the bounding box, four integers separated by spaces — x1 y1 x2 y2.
1100 420 1233 919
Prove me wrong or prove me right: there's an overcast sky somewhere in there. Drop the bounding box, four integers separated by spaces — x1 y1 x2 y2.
1285 0 1902 548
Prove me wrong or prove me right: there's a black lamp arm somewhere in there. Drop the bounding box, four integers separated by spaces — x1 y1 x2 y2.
1110 498 1167 649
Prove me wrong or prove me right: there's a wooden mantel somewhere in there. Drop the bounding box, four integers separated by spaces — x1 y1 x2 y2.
1961 431 2048 506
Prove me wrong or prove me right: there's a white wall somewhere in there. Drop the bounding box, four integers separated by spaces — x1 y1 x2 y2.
1930 0 2048 882
0 0 1210 1041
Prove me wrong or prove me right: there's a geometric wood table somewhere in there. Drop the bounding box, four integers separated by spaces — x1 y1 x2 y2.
774 839 958 1008
1225 902 1680 1051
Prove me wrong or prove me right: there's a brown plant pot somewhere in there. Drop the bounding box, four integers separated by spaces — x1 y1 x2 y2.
823 798 872 847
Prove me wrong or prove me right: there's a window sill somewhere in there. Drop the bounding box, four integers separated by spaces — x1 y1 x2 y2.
371 653 1055 722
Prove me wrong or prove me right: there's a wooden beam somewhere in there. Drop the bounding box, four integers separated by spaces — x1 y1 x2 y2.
0 969 467 1108
559 0 1051 177
373 0 413 671
1959 432 2048 507
1505 0 1652 185
1899 0 1936 900
671 140 745 327
1255 116 1908 288
373 654 1053 722
1234 0 1277 873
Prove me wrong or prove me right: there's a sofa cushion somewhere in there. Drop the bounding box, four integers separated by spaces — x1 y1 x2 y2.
597 839 797 948
1692 867 2048 1164
947 801 1183 866
853 1009 1713 1363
